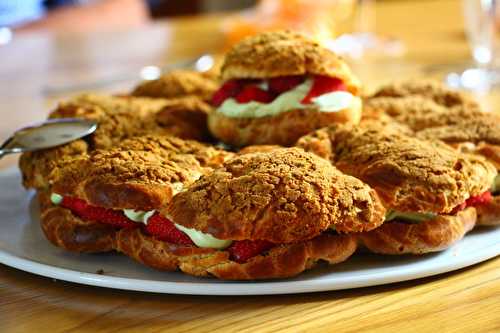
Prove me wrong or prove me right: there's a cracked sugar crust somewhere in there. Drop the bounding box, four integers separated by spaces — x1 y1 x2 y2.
116 134 234 169
49 136 227 210
221 30 361 94
371 79 480 110
20 94 212 191
363 96 461 131
131 70 219 102
363 80 484 132
296 123 497 213
415 113 500 146
49 94 171 149
164 148 386 243
363 95 487 132
19 140 89 190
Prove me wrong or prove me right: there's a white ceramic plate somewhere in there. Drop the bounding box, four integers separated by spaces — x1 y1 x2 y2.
0 167 499 295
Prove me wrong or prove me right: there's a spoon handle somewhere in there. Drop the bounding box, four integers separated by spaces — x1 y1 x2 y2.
0 149 8 160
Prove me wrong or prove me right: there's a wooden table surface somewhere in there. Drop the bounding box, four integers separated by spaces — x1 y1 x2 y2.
1 0 499 332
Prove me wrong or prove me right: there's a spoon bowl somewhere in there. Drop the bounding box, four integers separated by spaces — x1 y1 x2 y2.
0 118 97 158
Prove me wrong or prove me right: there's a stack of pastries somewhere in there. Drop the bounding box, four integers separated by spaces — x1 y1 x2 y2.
19 31 499 280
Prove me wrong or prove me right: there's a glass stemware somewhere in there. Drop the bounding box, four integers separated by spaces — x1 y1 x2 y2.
446 0 499 92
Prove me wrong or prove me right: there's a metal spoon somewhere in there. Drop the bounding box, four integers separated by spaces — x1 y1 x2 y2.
0 118 97 159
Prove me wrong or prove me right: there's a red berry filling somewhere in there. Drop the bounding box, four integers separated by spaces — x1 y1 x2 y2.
451 191 493 214
58 197 277 262
235 85 274 104
301 75 347 104
466 191 493 207
60 197 137 228
211 75 345 107
211 80 242 107
268 75 305 94
227 239 275 263
145 213 194 246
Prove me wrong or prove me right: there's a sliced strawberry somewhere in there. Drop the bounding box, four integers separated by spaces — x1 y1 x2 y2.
235 85 274 104
301 75 347 104
145 213 194 246
227 240 275 263
268 76 305 94
60 197 137 228
211 80 242 106
466 191 493 207
450 202 467 215
450 191 493 214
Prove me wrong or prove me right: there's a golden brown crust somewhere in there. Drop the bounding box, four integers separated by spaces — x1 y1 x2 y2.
363 95 458 131
51 148 205 211
165 148 386 242
475 196 500 226
19 93 225 191
19 140 88 190
415 115 500 147
363 80 485 137
49 135 233 210
116 134 233 169
114 228 357 280
358 207 476 254
221 31 361 94
131 70 218 102
296 124 497 213
473 143 500 172
38 192 116 253
49 94 171 149
208 104 361 147
371 80 480 110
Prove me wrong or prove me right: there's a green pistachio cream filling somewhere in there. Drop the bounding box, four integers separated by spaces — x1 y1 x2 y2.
385 210 437 224
492 173 500 195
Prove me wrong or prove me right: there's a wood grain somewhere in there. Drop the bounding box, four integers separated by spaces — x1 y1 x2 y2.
0 0 499 332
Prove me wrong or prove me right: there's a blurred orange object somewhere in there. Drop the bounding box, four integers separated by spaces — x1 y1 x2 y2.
224 0 357 48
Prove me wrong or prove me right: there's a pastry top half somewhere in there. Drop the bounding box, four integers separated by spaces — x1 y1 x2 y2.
164 148 386 244
49 94 170 149
131 70 219 102
221 30 361 94
365 80 500 172
370 80 479 110
19 140 89 190
296 123 497 213
415 113 500 147
363 80 482 130
50 135 231 210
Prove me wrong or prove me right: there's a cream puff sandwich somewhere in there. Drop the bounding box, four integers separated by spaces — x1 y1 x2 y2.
208 30 362 147
297 123 496 254
38 135 231 253
364 80 500 226
115 148 386 279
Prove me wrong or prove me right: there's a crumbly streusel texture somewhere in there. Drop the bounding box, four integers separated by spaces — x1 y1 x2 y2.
50 135 229 210
165 148 386 243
